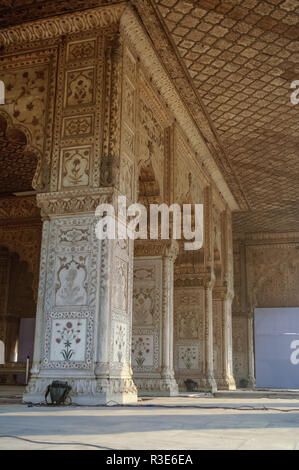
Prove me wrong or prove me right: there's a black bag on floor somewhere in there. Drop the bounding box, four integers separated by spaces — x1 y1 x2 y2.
45 381 72 405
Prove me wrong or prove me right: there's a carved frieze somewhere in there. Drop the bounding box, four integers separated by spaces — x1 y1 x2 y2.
0 4 126 47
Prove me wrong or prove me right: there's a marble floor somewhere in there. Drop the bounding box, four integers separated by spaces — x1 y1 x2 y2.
1 389 299 450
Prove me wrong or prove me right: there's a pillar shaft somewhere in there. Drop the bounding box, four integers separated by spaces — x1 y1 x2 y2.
24 193 137 405
132 240 178 396
204 281 217 392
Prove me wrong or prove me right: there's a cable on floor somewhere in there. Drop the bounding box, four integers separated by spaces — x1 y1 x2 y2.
22 399 299 413
0 435 115 450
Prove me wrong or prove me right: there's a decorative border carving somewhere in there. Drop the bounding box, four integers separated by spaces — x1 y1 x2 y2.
0 4 126 47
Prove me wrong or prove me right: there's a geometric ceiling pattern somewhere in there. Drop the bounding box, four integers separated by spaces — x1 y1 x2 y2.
0 0 298 232
155 0 299 233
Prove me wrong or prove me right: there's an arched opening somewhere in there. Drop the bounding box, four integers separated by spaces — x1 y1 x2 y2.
0 247 36 385
0 114 41 388
0 113 38 195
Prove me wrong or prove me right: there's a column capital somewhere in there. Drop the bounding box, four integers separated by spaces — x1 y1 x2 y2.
202 270 216 290
36 188 117 218
213 285 234 301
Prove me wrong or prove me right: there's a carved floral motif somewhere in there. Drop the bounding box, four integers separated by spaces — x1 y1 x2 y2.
65 68 94 107
131 335 153 368
60 147 91 188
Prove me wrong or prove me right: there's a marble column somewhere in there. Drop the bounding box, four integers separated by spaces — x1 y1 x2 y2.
213 288 236 390
203 275 217 393
247 315 256 388
23 191 137 405
132 240 179 396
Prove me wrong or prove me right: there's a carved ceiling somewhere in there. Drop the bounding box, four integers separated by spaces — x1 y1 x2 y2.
154 0 299 233
0 0 298 233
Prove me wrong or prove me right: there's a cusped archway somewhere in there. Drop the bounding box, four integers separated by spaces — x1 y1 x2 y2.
0 113 39 195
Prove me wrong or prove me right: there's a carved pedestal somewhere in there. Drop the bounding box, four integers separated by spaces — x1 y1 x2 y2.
24 199 137 405
132 240 179 396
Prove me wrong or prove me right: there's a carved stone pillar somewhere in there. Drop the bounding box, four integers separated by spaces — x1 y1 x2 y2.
202 186 217 392
213 288 236 390
232 238 255 389
247 315 255 388
203 275 217 393
212 208 236 390
20 24 139 404
132 240 179 396
173 273 204 391
23 190 137 405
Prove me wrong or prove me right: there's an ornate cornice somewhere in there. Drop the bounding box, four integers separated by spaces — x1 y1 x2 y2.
0 1 122 29
233 231 299 246
0 3 126 47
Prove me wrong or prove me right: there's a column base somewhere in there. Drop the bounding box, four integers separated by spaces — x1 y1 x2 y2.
248 375 256 390
215 374 236 391
23 374 138 405
199 375 217 393
133 376 179 396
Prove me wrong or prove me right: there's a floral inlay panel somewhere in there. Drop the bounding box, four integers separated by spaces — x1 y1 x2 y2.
178 345 199 370
65 68 95 107
113 322 127 364
43 311 94 369
132 335 154 368
60 146 91 188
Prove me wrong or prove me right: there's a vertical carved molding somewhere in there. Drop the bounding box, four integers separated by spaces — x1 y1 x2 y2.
101 33 123 188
